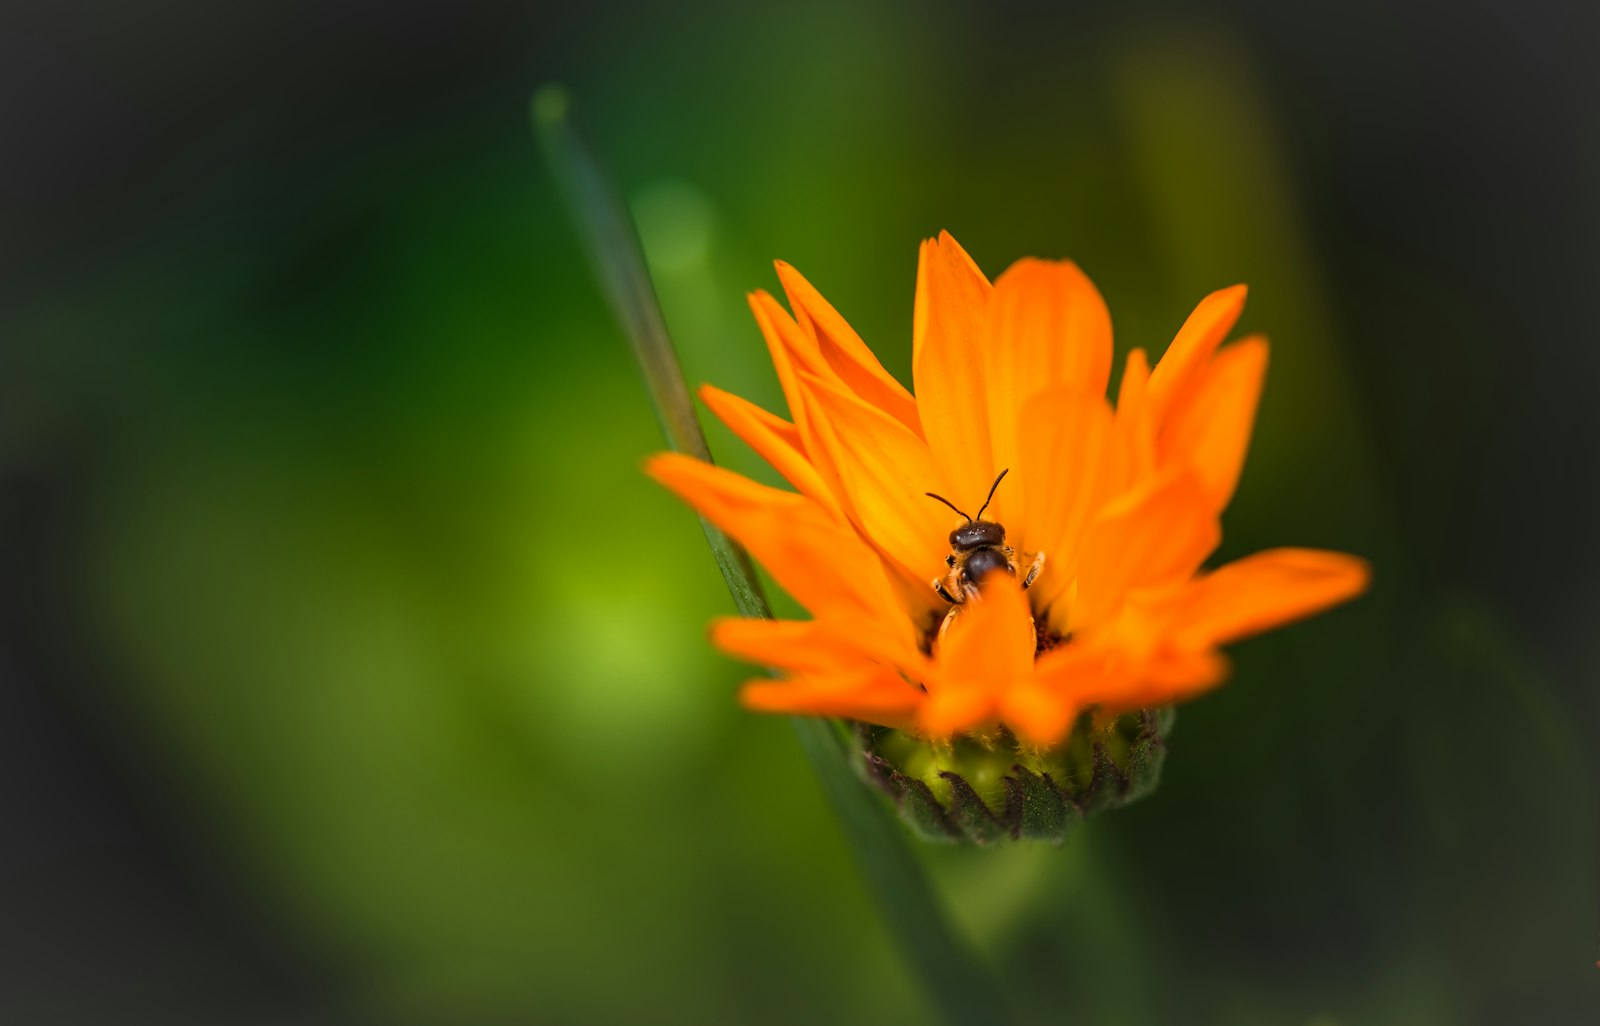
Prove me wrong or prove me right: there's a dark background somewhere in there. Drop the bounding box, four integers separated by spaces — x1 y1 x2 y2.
2 0 1596 1022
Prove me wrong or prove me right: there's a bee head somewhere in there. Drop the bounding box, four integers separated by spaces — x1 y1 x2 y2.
925 468 1012 550
950 520 1005 550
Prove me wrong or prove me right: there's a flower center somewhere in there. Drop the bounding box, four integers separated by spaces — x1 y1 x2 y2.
1035 620 1068 656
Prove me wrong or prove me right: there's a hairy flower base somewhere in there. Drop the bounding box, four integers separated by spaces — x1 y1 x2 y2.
854 710 1173 845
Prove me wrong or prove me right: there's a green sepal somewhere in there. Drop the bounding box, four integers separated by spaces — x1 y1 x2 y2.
940 772 1012 847
1123 713 1169 804
1078 741 1127 814
852 708 1175 846
1006 764 1080 842
897 777 964 844
857 741 962 843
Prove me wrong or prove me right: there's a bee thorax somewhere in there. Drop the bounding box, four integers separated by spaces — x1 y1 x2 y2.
960 546 1012 585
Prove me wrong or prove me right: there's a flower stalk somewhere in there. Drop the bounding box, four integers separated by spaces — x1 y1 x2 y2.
533 86 1017 1026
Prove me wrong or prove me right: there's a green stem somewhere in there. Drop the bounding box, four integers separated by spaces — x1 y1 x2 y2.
531 87 764 616
534 86 1016 1025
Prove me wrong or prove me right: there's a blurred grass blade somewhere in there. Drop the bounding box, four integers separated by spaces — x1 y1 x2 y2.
532 85 766 619
533 86 1016 1026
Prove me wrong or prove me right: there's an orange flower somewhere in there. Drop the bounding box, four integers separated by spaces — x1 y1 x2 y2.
647 232 1368 748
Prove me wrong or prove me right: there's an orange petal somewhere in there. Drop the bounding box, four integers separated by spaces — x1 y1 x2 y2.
1144 284 1247 426
1033 640 1130 702
747 290 835 421
711 616 930 682
698 384 845 520
923 572 1034 737
1078 650 1231 718
998 682 1081 748
1169 547 1370 649
1143 649 1231 692
774 261 923 437
937 572 1035 682
1033 639 1226 716
747 291 854 509
913 231 996 499
918 685 995 739
1013 386 1123 615
644 453 914 654
741 664 924 731
1071 471 1220 631
796 369 953 586
985 259 1113 523
1115 347 1157 479
1117 347 1151 413
710 617 867 674
1158 337 1268 510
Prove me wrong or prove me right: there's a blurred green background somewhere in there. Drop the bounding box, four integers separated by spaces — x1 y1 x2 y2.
2 1 1596 1023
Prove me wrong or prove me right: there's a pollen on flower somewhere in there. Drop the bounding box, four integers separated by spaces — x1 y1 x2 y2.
646 230 1370 760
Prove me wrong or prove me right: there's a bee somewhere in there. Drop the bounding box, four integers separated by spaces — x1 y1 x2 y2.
926 468 1046 641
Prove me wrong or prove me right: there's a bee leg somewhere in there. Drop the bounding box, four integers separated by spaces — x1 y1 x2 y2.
932 577 958 604
1022 551 1046 590
936 603 963 643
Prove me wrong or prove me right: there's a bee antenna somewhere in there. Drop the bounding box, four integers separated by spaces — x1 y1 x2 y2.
924 491 971 522
974 468 1009 521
